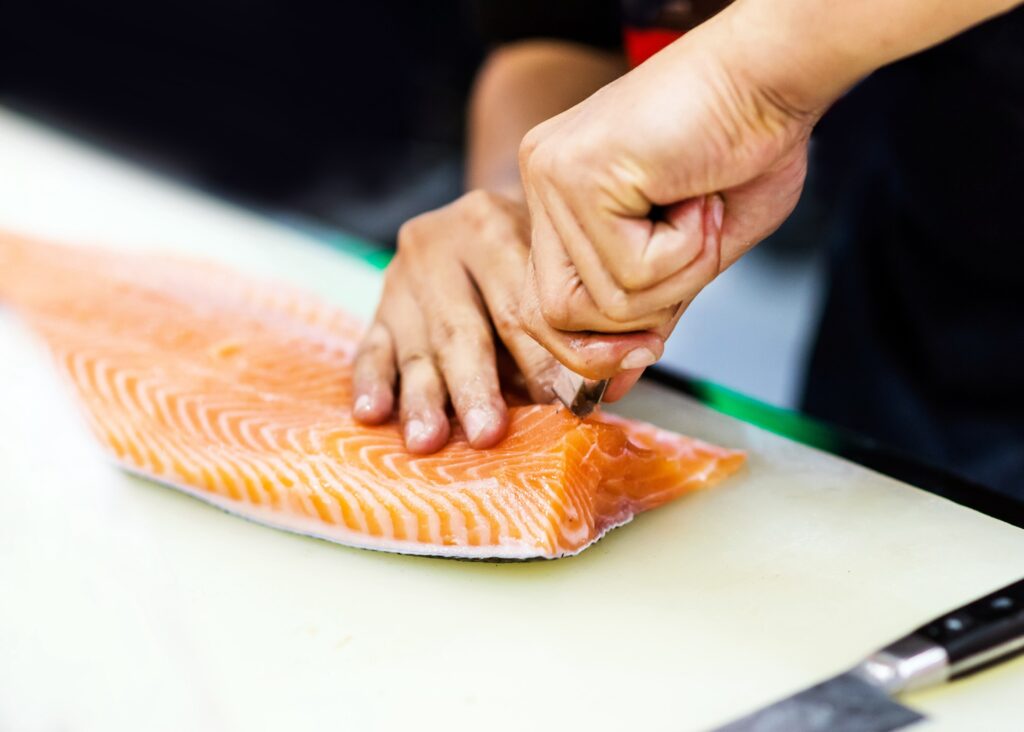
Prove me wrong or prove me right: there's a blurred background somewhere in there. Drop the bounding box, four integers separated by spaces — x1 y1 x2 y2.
0 0 826 409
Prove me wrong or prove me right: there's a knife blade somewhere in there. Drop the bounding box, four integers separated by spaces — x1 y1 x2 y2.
551 367 608 419
714 577 1024 732
716 671 923 732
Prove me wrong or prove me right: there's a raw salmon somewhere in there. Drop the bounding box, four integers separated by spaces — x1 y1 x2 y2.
0 232 744 559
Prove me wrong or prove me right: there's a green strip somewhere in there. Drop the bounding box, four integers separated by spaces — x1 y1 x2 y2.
277 215 394 270
363 249 395 270
687 377 840 451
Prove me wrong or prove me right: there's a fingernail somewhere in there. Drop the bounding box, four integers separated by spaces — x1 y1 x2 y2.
620 347 658 370
404 418 430 447
462 407 492 444
710 194 725 232
354 394 374 418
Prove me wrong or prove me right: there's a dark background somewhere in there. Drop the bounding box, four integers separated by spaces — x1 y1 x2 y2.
0 0 484 243
0 0 822 249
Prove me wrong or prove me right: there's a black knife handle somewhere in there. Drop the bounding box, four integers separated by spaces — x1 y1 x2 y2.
915 578 1024 679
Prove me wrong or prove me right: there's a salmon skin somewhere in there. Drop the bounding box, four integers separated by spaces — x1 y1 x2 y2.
0 232 744 559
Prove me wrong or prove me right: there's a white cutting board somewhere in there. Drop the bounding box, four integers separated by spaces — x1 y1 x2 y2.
0 107 1022 732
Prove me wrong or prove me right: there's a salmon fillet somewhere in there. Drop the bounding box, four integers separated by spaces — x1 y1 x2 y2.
0 232 744 559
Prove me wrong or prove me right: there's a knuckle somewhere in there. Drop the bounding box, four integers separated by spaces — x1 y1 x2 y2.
518 305 543 340
489 300 522 337
398 350 433 372
354 341 380 365
459 188 496 213
518 130 539 165
615 261 658 291
355 323 389 357
396 220 420 253
435 318 490 352
434 317 459 345
456 190 502 232
520 138 552 181
599 289 638 323
538 292 573 330
396 214 438 256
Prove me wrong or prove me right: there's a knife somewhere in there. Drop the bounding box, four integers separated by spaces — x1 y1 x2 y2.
714 577 1024 732
551 367 609 419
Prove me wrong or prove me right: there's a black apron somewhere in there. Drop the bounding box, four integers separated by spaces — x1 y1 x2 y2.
803 8 1024 499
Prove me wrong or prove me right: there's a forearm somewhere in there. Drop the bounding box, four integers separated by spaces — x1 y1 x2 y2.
466 40 626 200
705 0 1022 115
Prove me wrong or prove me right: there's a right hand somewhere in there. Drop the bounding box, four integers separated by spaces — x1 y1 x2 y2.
515 16 818 382
351 191 566 453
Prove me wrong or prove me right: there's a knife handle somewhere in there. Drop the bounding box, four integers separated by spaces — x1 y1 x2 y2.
914 577 1024 679
858 578 1024 695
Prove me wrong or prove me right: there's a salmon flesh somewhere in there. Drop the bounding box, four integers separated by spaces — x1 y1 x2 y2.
0 232 744 559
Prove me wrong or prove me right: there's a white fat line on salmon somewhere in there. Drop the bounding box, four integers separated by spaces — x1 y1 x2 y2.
126 465 551 559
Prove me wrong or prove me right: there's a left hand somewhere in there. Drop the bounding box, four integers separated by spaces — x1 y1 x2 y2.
352 191 568 453
353 190 654 453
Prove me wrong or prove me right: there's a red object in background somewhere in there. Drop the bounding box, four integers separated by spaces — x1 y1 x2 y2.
624 27 685 67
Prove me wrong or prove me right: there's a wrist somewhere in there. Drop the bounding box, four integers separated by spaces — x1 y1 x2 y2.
700 2 870 119
703 0 1023 117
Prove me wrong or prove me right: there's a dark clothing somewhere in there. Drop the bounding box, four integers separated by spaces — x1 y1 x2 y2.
2 1 482 199
803 10 1024 498
473 0 623 50
477 1 1024 499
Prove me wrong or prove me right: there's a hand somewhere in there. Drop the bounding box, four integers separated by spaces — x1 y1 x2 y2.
351 191 564 453
517 16 818 381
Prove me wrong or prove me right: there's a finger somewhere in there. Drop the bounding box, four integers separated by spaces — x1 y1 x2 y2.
593 288 702 406
600 295 696 405
646 195 724 342
559 162 714 293
409 259 509 450
528 197 672 332
463 234 563 404
520 257 665 379
425 278 505 446
598 196 708 290
544 191 723 324
521 166 615 332
601 291 702 404
541 173 701 299
603 368 646 403
503 334 563 405
378 286 450 454
352 322 396 424
444 192 561 403
396 352 451 454
494 346 533 404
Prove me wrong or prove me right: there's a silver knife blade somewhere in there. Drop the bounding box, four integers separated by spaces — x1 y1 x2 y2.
551 367 608 419
713 671 924 732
